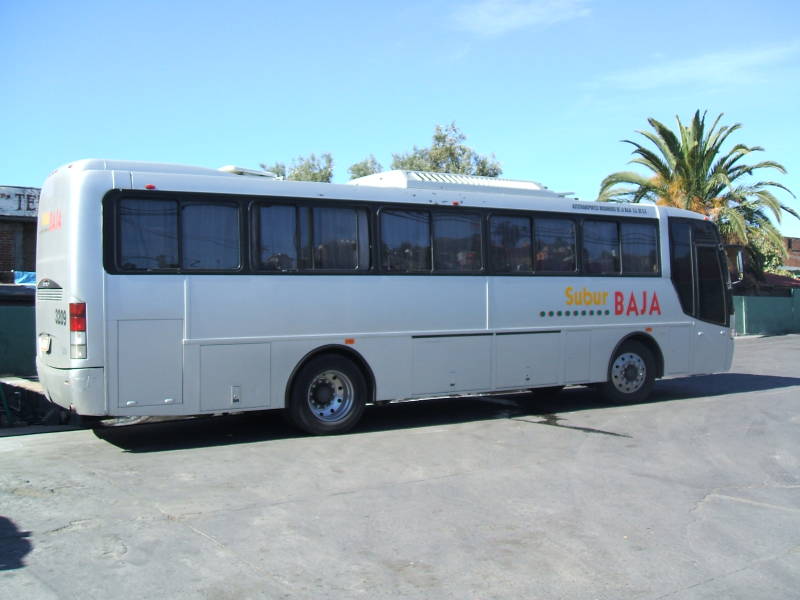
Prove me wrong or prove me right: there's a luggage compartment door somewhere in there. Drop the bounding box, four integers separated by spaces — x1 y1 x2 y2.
117 319 183 408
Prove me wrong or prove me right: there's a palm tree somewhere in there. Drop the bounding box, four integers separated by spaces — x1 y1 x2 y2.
597 111 797 253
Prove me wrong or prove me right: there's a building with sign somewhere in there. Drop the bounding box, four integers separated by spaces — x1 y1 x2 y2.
0 186 39 278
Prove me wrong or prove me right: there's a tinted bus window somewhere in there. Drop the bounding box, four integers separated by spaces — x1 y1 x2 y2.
670 222 694 315
489 215 532 273
534 218 576 272
583 220 620 275
621 222 658 274
380 210 431 272
313 207 362 270
257 205 297 271
182 203 240 270
433 213 482 272
119 198 178 270
696 245 726 325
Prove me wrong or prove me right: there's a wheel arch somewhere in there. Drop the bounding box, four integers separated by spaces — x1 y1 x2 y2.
285 344 377 407
610 332 664 379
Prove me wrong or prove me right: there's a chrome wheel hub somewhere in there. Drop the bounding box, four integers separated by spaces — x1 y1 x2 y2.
610 352 646 395
307 369 354 423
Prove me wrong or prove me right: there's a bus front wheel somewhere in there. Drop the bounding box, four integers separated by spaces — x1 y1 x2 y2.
598 340 655 404
287 354 367 435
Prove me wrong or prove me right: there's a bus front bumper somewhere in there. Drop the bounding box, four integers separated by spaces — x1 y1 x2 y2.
36 359 106 416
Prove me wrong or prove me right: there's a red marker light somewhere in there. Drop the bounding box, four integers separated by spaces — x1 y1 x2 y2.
69 302 86 332
145 184 156 190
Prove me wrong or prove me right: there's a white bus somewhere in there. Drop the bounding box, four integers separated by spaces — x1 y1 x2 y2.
35 160 734 434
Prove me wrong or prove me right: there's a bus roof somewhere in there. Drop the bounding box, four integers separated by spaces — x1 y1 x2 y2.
45 159 709 221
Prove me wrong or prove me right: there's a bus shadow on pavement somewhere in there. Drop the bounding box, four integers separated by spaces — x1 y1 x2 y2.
92 372 800 453
650 372 800 401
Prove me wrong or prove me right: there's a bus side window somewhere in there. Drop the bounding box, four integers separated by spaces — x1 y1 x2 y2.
534 218 576 273
489 215 532 273
182 202 241 270
119 198 179 271
257 205 298 271
312 207 361 270
670 222 694 315
380 210 432 273
621 222 659 274
433 213 483 272
696 245 727 325
583 220 620 275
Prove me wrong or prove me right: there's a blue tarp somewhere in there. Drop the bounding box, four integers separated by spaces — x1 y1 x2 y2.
13 271 36 286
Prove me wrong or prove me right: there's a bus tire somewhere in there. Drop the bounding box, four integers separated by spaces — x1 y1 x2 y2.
598 340 655 404
287 354 367 435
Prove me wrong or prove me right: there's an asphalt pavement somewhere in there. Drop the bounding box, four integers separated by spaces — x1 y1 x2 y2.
1 335 799 599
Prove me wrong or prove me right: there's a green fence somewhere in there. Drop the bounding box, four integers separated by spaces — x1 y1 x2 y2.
0 305 36 376
733 289 800 336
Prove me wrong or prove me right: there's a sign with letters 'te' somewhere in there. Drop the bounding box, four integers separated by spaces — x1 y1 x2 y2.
0 186 40 219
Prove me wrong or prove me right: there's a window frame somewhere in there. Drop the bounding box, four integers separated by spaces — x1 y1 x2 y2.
109 191 246 275
669 217 729 326
103 190 663 278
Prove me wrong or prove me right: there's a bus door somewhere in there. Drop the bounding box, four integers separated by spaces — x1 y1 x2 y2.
669 219 732 374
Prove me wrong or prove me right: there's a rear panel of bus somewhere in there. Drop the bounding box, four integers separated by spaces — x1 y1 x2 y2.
35 165 114 414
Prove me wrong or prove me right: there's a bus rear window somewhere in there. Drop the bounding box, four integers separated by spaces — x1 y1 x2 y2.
119 198 179 271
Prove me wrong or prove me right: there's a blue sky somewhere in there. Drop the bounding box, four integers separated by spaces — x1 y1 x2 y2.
3 0 800 236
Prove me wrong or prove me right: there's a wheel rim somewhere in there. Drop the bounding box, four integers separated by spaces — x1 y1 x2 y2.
610 352 646 395
306 369 355 423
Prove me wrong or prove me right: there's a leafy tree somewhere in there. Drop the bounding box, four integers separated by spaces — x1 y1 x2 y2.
261 153 333 182
747 226 787 274
259 162 286 178
391 122 502 177
597 111 798 260
263 124 502 183
288 153 334 182
348 155 383 179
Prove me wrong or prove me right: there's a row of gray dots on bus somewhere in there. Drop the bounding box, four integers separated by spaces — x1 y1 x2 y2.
540 310 611 317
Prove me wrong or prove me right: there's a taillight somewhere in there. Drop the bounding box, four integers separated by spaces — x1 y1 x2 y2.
69 302 87 359
69 303 86 331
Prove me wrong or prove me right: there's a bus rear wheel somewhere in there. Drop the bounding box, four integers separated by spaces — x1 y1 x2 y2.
287 354 367 435
598 340 655 404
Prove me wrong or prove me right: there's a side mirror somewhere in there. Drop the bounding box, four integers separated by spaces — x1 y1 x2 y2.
724 244 744 286
733 249 744 284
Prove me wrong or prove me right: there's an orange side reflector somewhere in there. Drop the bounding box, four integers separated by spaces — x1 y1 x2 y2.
345 338 355 345
645 327 653 333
